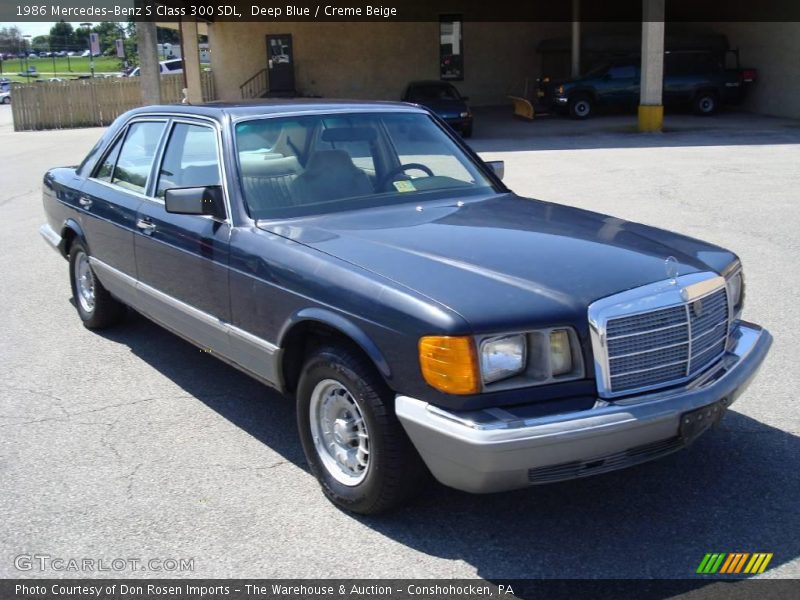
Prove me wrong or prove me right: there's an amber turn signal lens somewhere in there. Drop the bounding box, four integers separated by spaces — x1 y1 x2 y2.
418 336 479 395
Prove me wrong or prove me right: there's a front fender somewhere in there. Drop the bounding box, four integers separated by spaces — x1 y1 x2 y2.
278 307 392 379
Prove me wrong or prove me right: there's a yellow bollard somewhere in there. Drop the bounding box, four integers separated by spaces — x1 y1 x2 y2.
638 104 664 132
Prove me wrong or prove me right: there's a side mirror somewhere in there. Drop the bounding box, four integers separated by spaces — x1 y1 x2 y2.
164 185 225 220
486 160 504 181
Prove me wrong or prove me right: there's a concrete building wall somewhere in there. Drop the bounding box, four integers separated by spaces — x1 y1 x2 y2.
208 21 568 104
671 22 800 120
709 23 800 120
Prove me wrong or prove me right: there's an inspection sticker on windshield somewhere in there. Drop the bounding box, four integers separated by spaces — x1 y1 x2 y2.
393 180 417 193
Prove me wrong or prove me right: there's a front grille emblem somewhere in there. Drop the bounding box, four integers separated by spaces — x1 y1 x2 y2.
665 256 679 283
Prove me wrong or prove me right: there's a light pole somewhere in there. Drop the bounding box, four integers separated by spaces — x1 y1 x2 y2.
22 35 31 78
80 23 94 78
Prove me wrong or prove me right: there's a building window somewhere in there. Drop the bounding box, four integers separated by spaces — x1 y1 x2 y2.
440 15 463 81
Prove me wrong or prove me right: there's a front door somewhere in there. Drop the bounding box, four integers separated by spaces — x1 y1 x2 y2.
80 119 167 279
599 65 641 108
133 119 231 355
267 34 295 94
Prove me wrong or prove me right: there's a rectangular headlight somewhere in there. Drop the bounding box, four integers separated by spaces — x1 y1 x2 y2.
480 334 526 384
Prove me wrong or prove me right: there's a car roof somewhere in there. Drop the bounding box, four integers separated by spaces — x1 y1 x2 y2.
124 99 428 121
407 80 457 88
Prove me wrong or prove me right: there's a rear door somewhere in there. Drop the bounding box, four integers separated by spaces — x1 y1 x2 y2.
80 119 168 280
133 118 231 354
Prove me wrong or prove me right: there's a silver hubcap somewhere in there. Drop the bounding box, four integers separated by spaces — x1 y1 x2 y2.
74 252 95 313
309 379 370 486
575 101 589 116
700 98 714 112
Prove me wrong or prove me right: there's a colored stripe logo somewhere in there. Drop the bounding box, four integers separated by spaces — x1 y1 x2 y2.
697 553 773 574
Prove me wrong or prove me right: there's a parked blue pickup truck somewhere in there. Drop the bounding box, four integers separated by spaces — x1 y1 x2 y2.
546 50 757 118
41 101 770 513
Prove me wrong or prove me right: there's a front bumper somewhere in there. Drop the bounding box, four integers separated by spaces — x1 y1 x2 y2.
396 321 771 493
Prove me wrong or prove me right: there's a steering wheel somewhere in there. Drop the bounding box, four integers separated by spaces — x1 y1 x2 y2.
379 163 434 191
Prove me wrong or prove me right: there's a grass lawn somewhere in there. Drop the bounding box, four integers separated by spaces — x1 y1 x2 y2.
1 56 126 82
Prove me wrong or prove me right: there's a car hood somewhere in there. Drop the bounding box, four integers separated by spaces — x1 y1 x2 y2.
259 194 735 333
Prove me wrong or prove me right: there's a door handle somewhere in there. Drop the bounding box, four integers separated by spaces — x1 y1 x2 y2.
136 219 156 234
78 196 92 208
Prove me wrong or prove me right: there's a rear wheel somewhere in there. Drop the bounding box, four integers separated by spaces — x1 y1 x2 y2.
693 92 718 116
1 96 9 105
569 94 593 119
68 240 125 329
296 344 428 514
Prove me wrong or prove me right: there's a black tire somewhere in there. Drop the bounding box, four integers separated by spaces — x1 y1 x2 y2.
569 94 593 119
693 92 718 116
1 97 9 105
461 124 473 138
68 240 125 329
296 344 428 514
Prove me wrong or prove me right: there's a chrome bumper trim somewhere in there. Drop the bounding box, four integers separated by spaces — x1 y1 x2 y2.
396 321 771 494
39 223 62 253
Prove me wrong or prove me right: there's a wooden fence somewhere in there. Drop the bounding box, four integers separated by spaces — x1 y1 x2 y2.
11 72 216 131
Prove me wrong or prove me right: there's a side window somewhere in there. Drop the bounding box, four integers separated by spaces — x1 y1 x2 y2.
156 123 221 198
111 121 166 194
93 135 124 182
608 65 637 79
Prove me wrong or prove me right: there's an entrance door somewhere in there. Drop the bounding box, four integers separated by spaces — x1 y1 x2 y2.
267 34 295 94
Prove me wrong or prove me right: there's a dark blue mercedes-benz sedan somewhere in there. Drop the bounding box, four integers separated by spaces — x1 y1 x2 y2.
40 100 771 514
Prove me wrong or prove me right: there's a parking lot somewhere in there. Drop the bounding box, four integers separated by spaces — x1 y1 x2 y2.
1 103 799 579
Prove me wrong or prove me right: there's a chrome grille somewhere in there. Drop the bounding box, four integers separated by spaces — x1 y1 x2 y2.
590 275 730 398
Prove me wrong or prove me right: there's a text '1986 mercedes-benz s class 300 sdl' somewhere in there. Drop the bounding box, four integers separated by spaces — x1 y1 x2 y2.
40 101 771 514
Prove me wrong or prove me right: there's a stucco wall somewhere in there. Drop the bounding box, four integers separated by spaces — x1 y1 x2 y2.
208 21 568 105
710 23 800 119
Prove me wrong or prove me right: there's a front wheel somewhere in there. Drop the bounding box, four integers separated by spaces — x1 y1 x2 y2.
68 240 126 329
569 95 593 119
296 345 428 514
1 97 10 105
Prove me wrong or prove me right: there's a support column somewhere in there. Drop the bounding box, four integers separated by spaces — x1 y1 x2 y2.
638 0 665 132
137 20 161 106
571 0 580 78
180 18 203 104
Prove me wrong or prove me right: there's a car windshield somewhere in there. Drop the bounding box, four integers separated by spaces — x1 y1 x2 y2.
235 111 495 219
407 84 460 102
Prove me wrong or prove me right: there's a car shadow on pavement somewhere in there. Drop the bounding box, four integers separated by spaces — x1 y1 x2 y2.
365 410 799 582
98 310 798 583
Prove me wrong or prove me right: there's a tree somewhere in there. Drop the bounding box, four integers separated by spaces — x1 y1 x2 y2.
31 35 50 52
49 20 74 51
0 26 24 55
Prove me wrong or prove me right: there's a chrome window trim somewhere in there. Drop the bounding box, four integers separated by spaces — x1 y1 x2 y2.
588 272 728 399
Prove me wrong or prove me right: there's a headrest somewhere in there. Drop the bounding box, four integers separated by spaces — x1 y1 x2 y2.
305 150 359 173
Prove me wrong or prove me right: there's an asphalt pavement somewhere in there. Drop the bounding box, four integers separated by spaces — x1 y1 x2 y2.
1 104 798 580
